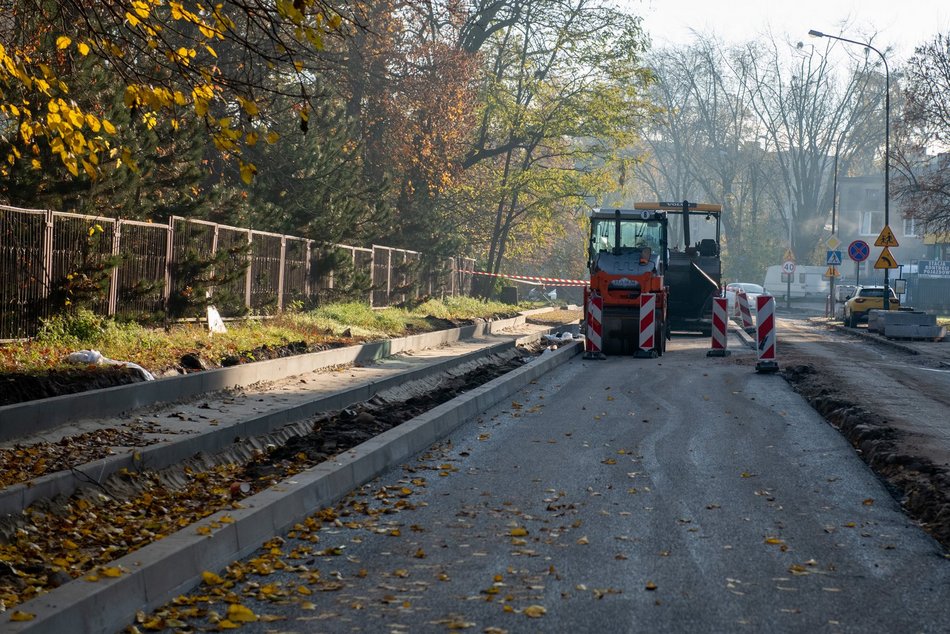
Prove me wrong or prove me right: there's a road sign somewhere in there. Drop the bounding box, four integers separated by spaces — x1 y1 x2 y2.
782 261 796 274
874 225 900 248
826 235 841 250
823 266 840 278
783 248 795 262
848 240 870 262
874 247 899 269
826 250 842 265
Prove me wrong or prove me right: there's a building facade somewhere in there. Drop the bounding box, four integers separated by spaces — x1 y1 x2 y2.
836 175 925 284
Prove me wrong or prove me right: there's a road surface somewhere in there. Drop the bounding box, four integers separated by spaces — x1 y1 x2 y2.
143 333 950 633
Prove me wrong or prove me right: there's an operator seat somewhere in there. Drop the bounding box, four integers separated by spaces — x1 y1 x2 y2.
698 239 718 257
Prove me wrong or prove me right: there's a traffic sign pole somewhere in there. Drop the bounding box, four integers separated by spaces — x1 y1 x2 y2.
782 259 795 310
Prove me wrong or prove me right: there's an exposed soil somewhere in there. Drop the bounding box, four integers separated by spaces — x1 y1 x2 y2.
778 319 950 547
0 319 474 407
0 367 146 406
241 356 532 485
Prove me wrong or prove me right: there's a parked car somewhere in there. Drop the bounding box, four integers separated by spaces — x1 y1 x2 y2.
725 282 764 311
842 285 900 327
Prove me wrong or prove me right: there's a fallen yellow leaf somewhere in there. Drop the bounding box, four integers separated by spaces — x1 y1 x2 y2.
202 571 225 585
226 603 258 623
509 527 528 537
523 605 546 618
10 611 36 621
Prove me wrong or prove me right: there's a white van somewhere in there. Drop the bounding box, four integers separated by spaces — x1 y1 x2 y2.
763 265 830 299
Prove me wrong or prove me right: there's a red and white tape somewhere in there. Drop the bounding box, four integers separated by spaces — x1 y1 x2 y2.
460 270 589 286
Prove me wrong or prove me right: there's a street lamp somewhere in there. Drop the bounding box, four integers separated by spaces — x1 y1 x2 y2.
808 29 891 310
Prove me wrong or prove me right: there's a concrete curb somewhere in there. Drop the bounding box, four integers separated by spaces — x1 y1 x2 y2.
0 334 544 517
821 320 920 356
0 315 534 441
10 340 582 634
730 318 756 350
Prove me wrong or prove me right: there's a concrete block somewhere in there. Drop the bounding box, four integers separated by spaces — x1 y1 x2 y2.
880 311 936 327
884 324 946 340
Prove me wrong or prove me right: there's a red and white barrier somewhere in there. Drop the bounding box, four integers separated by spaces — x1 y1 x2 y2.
755 295 779 372
707 296 730 356
639 293 656 354
736 290 754 330
460 270 589 286
585 292 605 359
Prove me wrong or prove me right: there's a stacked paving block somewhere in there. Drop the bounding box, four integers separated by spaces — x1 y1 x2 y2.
868 310 947 340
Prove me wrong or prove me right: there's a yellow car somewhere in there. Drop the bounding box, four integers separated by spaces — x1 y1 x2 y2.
843 285 899 327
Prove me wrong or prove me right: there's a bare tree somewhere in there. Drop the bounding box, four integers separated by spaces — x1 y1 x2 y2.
739 34 883 260
892 33 950 235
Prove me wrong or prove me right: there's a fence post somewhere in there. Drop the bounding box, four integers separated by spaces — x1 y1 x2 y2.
277 236 286 311
386 248 393 307
163 217 175 316
245 230 253 311
305 240 312 300
369 247 376 307
42 210 54 300
109 220 121 316
209 223 219 304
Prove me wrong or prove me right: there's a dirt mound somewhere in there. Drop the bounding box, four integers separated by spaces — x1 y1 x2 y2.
783 363 950 547
0 367 146 406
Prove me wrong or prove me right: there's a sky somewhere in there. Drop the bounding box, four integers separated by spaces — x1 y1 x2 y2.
629 0 950 63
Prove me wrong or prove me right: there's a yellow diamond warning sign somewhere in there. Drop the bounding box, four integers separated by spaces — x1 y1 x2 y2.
874 247 899 269
874 225 900 248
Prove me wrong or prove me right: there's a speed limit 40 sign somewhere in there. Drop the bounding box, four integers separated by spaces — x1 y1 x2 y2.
782 260 796 274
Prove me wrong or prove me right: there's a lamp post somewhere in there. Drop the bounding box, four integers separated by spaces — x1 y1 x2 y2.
829 143 839 317
808 29 891 310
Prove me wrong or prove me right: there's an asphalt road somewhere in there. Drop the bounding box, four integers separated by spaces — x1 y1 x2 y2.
149 334 950 633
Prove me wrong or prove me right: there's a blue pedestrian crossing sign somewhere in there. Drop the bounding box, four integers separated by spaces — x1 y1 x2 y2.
826 250 843 266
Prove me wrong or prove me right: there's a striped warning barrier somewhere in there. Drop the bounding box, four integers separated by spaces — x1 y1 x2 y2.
707 296 730 357
639 293 656 355
460 270 589 286
736 290 754 330
584 292 605 360
755 294 779 373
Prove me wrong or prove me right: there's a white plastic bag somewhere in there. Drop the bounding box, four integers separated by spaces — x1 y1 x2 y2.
66 349 155 381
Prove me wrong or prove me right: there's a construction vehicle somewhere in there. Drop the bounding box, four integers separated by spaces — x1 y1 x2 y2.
584 201 722 355
637 201 722 335
585 207 670 356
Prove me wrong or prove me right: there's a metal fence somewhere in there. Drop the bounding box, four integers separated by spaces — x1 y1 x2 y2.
0 205 476 340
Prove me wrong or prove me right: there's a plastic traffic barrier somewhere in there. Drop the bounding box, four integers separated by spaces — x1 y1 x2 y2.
707 297 730 357
755 294 779 373
584 291 606 360
638 293 656 356
736 290 754 330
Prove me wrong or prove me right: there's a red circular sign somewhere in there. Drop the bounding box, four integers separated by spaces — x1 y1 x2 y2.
848 240 870 262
